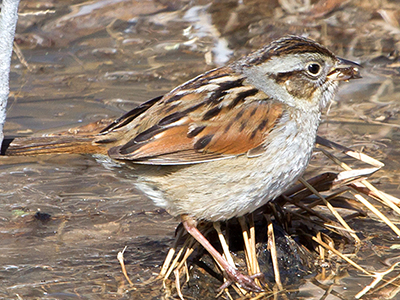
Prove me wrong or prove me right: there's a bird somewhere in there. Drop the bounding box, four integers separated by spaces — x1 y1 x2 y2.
3 35 361 292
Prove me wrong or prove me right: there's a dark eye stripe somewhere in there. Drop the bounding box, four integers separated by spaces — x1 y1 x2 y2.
245 36 335 66
270 71 298 84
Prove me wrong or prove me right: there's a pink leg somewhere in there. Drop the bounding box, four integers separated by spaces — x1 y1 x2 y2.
181 215 263 292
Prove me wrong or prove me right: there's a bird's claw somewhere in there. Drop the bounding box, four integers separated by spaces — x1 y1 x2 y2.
218 270 264 293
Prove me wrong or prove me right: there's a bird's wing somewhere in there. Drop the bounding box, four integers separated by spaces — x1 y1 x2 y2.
105 67 284 165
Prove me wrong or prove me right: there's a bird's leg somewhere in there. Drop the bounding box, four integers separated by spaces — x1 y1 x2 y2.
181 215 263 293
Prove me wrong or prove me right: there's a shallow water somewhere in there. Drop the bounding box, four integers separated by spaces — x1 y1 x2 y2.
1 0 400 299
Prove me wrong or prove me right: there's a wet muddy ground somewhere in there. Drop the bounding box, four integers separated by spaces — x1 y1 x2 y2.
1 0 400 299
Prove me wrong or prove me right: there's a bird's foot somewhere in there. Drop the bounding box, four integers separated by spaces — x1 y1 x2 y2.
218 269 264 293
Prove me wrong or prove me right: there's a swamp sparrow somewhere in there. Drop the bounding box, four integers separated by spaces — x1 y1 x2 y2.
4 36 361 291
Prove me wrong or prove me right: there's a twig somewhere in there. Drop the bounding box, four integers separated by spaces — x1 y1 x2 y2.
355 262 400 299
265 215 283 291
117 246 135 287
160 226 184 277
353 193 400 236
316 136 384 168
214 222 247 295
319 147 400 236
311 236 372 276
299 177 360 243
13 42 32 71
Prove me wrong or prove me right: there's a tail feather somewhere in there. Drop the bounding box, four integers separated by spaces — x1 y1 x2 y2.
4 136 107 156
3 119 115 156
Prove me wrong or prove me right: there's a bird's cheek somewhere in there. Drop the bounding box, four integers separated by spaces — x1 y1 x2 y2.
284 79 317 102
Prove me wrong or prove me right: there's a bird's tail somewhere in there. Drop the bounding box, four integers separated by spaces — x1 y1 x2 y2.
2 135 106 156
2 119 114 156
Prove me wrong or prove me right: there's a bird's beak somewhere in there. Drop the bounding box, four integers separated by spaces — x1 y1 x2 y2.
327 57 362 81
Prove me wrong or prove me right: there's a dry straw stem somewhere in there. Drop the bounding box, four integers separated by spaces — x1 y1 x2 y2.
284 194 333 223
13 42 33 72
238 217 261 277
299 177 360 243
174 266 185 300
350 182 400 206
238 216 263 292
353 192 400 236
312 235 373 276
213 222 247 296
317 232 327 280
213 222 236 269
355 262 400 299
162 234 195 286
249 215 261 276
289 210 345 237
318 146 400 236
372 270 400 299
173 267 183 300
358 179 400 217
117 246 135 287
265 214 283 291
164 242 195 298
238 217 253 275
174 244 194 280
316 136 384 168
160 226 184 277
310 277 348 300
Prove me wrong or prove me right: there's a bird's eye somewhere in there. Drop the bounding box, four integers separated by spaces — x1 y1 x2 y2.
306 62 322 76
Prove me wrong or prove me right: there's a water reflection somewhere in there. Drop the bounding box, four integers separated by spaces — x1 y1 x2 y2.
2 0 400 299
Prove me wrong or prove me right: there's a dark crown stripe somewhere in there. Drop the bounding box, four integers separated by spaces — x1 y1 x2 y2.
244 36 335 66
